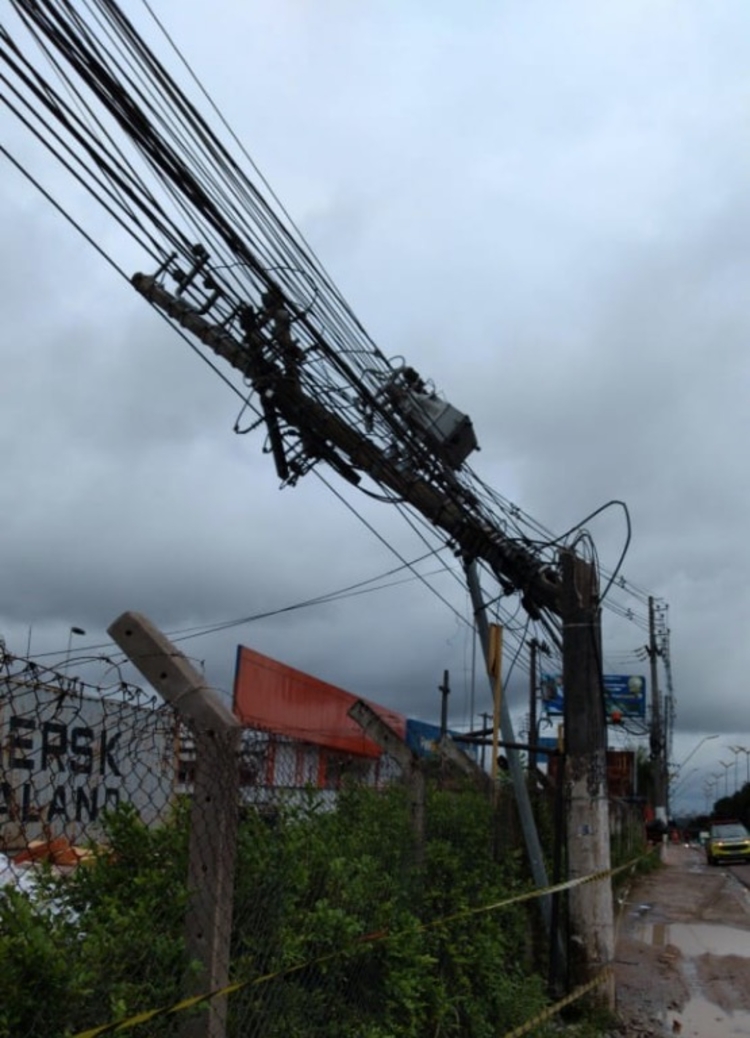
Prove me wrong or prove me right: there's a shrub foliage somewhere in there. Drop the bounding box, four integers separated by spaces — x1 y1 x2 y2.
0 785 552 1038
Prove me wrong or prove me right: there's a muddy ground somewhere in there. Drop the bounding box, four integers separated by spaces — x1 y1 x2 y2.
613 843 750 1036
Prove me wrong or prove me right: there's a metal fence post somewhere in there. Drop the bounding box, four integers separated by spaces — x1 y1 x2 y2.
108 611 241 1038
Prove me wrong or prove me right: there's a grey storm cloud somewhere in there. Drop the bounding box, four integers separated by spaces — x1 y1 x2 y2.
2 0 750 811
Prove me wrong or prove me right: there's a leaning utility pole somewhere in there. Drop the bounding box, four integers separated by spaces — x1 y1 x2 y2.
528 638 539 773
128 275 561 623
0 6 617 996
560 550 614 1006
135 277 618 985
647 596 667 826
466 562 552 931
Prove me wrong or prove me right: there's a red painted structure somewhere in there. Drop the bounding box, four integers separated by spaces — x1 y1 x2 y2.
232 645 406 761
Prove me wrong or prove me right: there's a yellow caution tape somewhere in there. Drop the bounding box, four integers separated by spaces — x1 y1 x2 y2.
71 850 653 1038
500 968 614 1038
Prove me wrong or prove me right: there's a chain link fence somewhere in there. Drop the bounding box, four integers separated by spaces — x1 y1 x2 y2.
1 638 647 1038
0 657 177 857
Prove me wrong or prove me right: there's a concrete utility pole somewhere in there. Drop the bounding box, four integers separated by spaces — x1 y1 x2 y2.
439 669 450 737
647 596 667 826
657 605 675 816
560 551 614 1006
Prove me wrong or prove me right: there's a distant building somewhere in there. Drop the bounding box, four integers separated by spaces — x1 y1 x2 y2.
225 646 406 807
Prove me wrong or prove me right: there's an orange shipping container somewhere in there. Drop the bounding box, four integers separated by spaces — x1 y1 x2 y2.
232 646 406 757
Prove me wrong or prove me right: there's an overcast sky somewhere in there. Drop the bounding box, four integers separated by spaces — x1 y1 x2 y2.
2 0 750 813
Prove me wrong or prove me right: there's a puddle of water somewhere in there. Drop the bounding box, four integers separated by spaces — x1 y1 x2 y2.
633 921 750 957
631 921 750 1034
668 997 750 1037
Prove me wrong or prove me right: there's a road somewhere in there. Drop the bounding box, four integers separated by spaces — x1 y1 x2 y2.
614 843 750 1036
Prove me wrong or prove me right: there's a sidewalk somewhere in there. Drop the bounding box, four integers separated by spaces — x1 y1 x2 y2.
614 843 750 1036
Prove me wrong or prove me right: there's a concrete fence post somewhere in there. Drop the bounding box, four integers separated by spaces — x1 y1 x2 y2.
108 611 241 1038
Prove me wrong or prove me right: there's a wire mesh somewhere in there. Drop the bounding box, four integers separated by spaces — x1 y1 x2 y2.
0 652 182 1038
0 656 177 855
1 652 649 1038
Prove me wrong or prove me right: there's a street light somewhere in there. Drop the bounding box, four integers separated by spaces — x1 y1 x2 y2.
727 745 743 794
704 774 722 815
668 736 720 813
718 760 733 798
675 734 720 772
731 746 750 788
64 626 86 669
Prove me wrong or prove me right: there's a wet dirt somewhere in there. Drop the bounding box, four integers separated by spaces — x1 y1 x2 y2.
614 844 750 1036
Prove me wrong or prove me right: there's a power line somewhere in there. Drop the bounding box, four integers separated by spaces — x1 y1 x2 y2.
0 0 668 697
23 548 455 661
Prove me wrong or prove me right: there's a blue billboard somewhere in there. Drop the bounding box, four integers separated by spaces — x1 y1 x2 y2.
540 673 646 719
536 736 562 752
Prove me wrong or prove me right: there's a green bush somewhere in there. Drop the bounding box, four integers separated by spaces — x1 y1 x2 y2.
228 784 548 1036
0 784 555 1038
0 803 189 1038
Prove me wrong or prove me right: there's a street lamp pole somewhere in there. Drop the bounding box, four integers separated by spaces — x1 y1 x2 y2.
676 734 720 772
703 788 709 813
731 746 750 788
728 746 742 794
709 773 722 808
668 736 719 814
703 778 717 814
718 760 732 798
64 626 86 669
